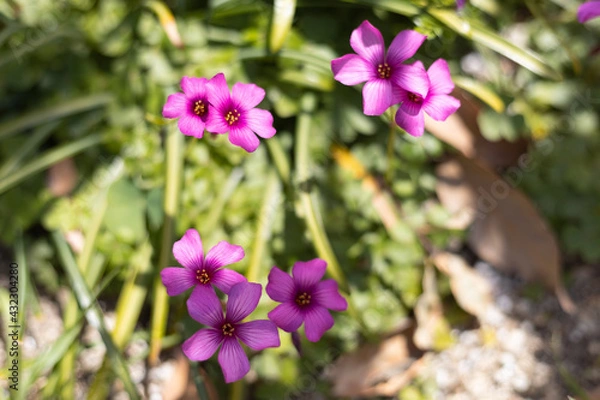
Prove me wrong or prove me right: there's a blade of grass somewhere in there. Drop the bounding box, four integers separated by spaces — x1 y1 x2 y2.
340 0 421 16
0 134 102 195
246 171 281 282
58 190 109 398
149 125 184 365
427 9 561 80
0 93 112 140
269 0 296 53
453 76 505 113
0 121 59 179
202 167 244 233
51 231 140 400
87 240 153 399
294 93 348 291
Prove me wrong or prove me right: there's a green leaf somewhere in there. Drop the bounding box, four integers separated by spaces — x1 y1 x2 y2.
0 94 112 140
453 76 505 113
341 0 421 16
428 9 562 80
103 178 147 244
270 0 297 53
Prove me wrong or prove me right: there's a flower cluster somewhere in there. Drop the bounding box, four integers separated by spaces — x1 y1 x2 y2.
161 229 347 383
331 20 461 137
162 73 276 152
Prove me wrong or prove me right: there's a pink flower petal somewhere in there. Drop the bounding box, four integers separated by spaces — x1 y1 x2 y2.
228 125 260 153
206 73 231 111
236 320 280 350
231 82 265 110
160 267 196 296
313 280 348 312
182 328 222 361
578 1 600 23
349 20 385 67
303 305 334 342
178 114 205 138
267 302 304 332
245 108 276 139
162 93 188 119
266 266 295 302
226 282 261 323
181 76 208 99
173 229 204 270
392 62 429 98
205 241 245 271
362 78 393 116
387 30 427 67
212 268 247 294
218 338 250 383
397 89 424 116
331 54 374 86
395 108 425 137
205 106 230 134
292 258 327 291
427 59 455 96
187 284 224 328
423 94 461 121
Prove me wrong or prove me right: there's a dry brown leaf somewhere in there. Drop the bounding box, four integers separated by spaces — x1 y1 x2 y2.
435 156 576 314
327 324 424 397
432 252 495 320
425 89 527 170
414 263 454 351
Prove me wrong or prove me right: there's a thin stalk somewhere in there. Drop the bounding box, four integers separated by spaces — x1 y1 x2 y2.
266 136 291 185
246 171 281 282
385 108 396 184
149 125 184 364
0 134 102 195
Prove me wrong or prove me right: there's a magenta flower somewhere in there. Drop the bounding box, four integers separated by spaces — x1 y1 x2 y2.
183 282 280 383
205 73 276 153
394 59 461 137
578 1 600 23
160 229 246 296
266 259 347 342
457 0 467 9
163 76 214 138
331 20 428 116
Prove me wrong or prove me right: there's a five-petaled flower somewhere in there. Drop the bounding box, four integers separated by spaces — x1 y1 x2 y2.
394 59 461 137
578 1 600 23
266 258 348 342
205 73 276 153
162 76 214 138
160 229 247 296
331 20 427 116
183 282 280 383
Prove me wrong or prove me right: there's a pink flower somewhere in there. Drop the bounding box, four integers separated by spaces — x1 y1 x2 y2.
266 259 347 342
163 76 214 138
331 20 428 116
205 73 276 153
578 1 600 23
183 282 280 383
160 229 247 296
394 59 461 137
457 0 467 9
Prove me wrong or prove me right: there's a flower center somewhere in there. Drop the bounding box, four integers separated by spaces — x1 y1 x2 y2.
193 100 207 117
225 109 241 125
196 269 210 284
408 93 423 104
295 292 311 306
377 63 391 79
222 322 235 337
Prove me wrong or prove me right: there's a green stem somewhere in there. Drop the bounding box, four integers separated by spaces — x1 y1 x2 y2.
149 124 184 364
295 93 348 290
385 108 396 184
246 171 281 282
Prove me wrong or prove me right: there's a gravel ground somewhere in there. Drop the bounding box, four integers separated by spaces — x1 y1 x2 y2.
1 262 598 399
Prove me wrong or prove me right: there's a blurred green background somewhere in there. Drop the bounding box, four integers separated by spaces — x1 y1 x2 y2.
0 0 599 398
